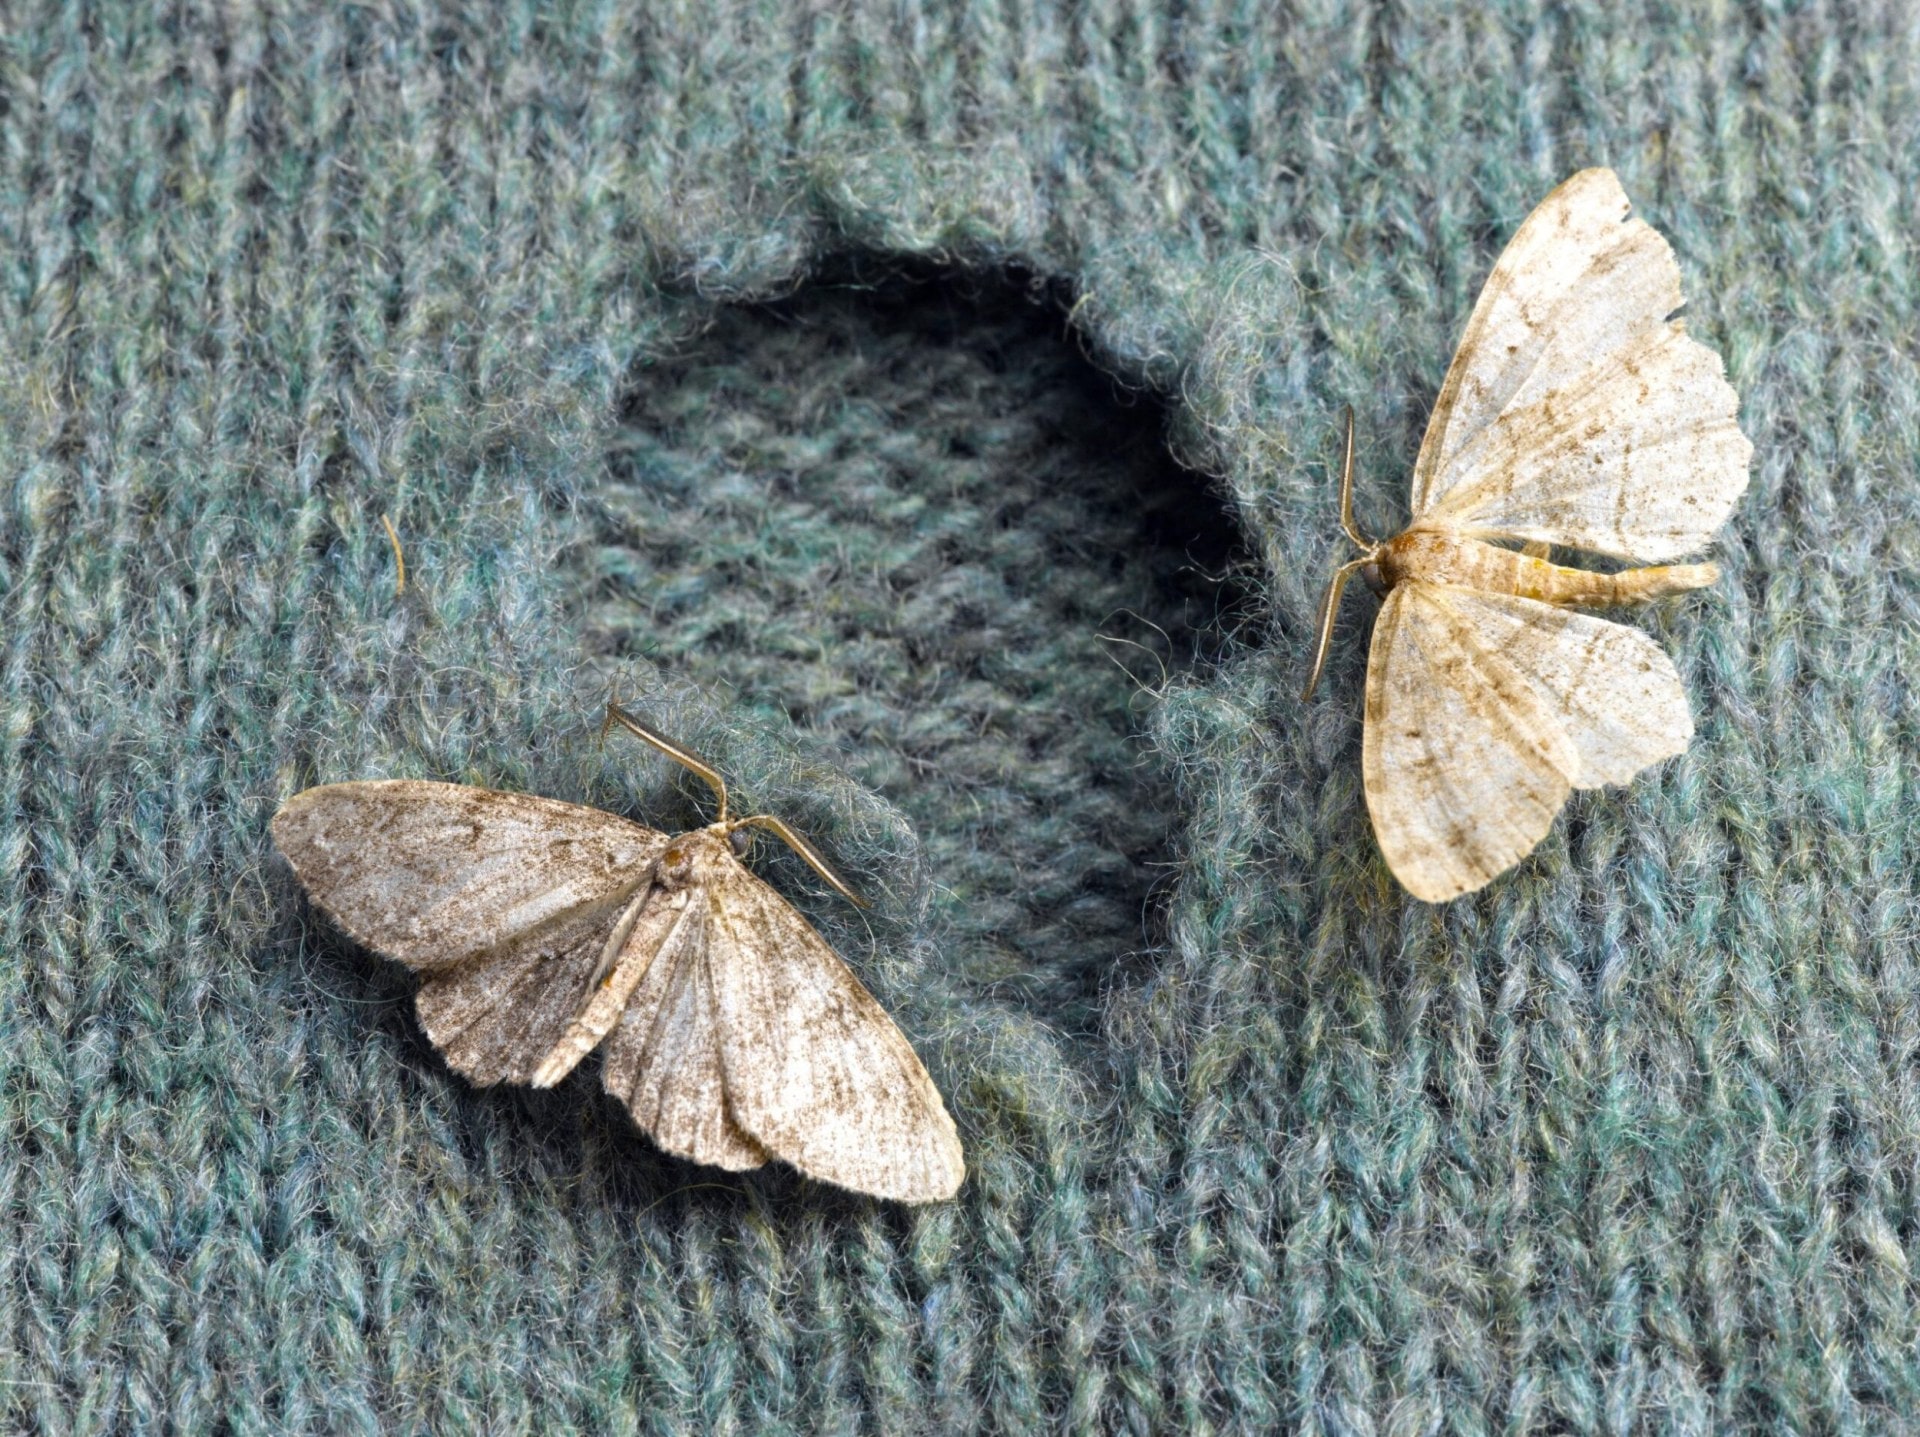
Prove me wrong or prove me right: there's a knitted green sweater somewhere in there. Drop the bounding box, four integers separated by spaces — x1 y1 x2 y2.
5 3 1917 1431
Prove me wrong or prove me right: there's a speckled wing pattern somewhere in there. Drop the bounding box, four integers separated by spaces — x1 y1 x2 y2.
270 781 668 1084
705 865 966 1204
596 893 776 1174
588 851 965 1200
1365 584 1694 902
271 780 964 1202
1409 167 1751 560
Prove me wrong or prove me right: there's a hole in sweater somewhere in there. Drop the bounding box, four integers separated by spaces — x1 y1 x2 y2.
581 258 1252 1035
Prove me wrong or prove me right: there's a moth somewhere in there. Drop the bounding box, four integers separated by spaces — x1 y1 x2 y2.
270 705 965 1203
1304 168 1752 903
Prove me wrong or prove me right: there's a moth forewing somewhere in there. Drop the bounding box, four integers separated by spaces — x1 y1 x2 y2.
582 827 963 1200
269 781 668 975
596 884 772 1174
706 861 966 1204
1408 168 1684 518
581 878 656 996
1363 584 1577 903
1417 323 1751 563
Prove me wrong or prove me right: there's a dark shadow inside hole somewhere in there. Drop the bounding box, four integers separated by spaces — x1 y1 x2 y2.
582 257 1253 1035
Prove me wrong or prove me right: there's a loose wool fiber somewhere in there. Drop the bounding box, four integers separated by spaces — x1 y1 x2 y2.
3 4 1918 1434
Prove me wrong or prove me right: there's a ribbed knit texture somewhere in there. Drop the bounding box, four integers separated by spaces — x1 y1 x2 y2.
4 3 1918 1432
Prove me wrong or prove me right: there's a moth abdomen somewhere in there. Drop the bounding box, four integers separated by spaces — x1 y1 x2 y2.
1382 529 1716 609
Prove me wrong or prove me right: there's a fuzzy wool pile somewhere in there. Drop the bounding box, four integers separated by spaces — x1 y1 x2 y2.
5 4 1918 1433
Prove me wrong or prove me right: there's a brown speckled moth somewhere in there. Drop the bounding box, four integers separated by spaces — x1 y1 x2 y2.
1304 168 1751 903
271 705 964 1204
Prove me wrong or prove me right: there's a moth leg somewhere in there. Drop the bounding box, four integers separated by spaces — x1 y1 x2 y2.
1521 540 1551 560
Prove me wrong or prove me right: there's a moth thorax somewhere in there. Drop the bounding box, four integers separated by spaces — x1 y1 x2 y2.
1376 529 1496 592
657 835 707 887
658 826 739 890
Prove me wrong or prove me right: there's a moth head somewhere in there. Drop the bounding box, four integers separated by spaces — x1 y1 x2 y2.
1359 559 1387 597
658 827 750 889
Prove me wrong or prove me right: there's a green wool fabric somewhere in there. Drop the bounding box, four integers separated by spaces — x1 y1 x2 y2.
4 3 1918 1432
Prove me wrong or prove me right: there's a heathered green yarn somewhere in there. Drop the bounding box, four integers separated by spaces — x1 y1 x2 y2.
4 3 1920 1434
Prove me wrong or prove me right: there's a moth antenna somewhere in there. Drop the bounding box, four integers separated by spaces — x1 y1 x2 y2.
1338 406 1373 550
603 702 730 821
730 813 870 909
1302 556 1372 702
